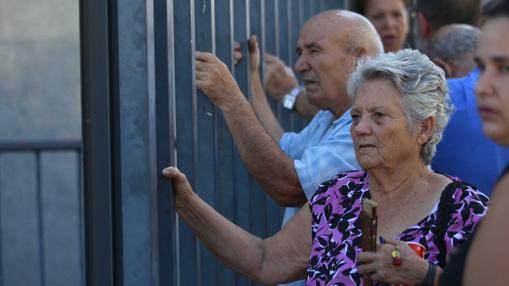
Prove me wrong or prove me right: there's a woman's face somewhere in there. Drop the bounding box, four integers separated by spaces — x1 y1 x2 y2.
475 18 509 146
364 0 409 52
350 79 422 170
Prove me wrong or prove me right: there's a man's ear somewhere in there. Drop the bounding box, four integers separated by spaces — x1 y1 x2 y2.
417 12 433 39
352 47 368 66
432 57 451 78
417 116 435 145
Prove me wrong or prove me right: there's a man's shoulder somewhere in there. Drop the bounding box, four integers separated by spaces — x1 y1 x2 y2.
447 69 479 95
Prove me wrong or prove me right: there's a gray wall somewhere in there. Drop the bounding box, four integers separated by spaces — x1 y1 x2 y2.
0 1 83 286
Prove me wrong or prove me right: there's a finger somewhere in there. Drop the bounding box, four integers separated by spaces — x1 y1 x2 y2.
233 41 241 51
357 263 377 275
248 35 258 53
195 70 210 82
233 51 242 62
195 60 209 72
161 167 182 179
195 51 215 62
195 78 209 90
382 237 405 246
357 251 377 264
265 53 277 61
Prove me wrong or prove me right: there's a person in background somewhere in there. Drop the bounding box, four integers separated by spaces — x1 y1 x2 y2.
355 0 410 52
413 0 481 55
412 0 509 196
163 49 488 286
437 1 509 284
428 24 480 78
196 10 383 285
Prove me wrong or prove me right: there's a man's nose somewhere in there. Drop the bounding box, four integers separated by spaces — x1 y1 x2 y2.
294 55 310 73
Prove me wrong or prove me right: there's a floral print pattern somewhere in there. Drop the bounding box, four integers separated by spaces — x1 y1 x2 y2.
306 170 489 286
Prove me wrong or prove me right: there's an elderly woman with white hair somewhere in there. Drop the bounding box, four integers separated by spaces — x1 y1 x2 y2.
162 49 488 286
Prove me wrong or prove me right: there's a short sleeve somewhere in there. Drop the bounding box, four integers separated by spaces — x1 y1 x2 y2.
294 131 358 199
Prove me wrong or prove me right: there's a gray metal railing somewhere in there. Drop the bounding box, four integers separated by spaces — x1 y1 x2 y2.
0 139 84 286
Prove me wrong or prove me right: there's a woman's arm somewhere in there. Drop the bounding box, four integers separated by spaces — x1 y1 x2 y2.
464 174 509 286
162 167 311 284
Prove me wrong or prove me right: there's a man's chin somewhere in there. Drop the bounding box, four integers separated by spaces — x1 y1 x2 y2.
305 90 320 102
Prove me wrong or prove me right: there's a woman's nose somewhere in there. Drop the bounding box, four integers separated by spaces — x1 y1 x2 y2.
476 70 495 98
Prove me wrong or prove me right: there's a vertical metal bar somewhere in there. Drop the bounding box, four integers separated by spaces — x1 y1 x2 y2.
147 2 159 285
263 0 278 114
194 0 217 285
277 0 292 131
35 152 46 286
232 0 252 285
79 0 114 284
312 0 321 15
154 0 177 285
291 0 309 131
213 0 236 284
248 0 268 242
174 0 198 284
0 155 3 286
76 150 85 286
302 0 312 21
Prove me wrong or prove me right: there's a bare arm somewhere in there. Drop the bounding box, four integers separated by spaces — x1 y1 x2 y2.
162 167 311 284
247 36 284 141
264 53 319 120
196 51 306 206
464 173 509 286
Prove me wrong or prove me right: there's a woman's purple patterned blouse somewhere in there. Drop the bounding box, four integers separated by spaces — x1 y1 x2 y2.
306 170 489 286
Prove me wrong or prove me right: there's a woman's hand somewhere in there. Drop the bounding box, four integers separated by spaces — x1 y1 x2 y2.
161 167 195 209
357 238 429 285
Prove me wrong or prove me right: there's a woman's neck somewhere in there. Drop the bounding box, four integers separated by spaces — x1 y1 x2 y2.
368 162 432 202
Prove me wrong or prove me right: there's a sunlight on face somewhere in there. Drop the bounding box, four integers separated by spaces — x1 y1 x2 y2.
350 79 420 170
294 17 355 112
475 18 509 146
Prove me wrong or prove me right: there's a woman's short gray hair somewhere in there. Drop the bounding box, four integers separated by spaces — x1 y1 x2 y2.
347 49 453 165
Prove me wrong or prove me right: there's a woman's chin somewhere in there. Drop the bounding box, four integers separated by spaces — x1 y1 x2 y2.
358 160 379 171
483 123 509 146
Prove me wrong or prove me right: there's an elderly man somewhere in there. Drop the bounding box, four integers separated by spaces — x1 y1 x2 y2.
428 24 481 78
411 0 509 196
195 10 383 285
413 0 481 54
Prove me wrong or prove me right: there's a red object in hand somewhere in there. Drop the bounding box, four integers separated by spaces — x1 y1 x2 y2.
407 241 426 258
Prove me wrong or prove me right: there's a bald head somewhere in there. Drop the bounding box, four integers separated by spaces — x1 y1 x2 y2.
294 10 383 116
303 10 384 56
428 24 480 78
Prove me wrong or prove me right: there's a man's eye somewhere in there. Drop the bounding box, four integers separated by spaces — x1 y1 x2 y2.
374 112 384 118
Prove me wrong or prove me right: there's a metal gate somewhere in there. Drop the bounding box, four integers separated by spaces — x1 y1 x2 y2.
81 0 348 285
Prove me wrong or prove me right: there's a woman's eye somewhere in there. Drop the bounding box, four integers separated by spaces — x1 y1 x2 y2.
374 112 385 118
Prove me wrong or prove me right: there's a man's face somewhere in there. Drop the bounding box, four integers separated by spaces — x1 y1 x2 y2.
475 18 509 146
293 21 355 113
